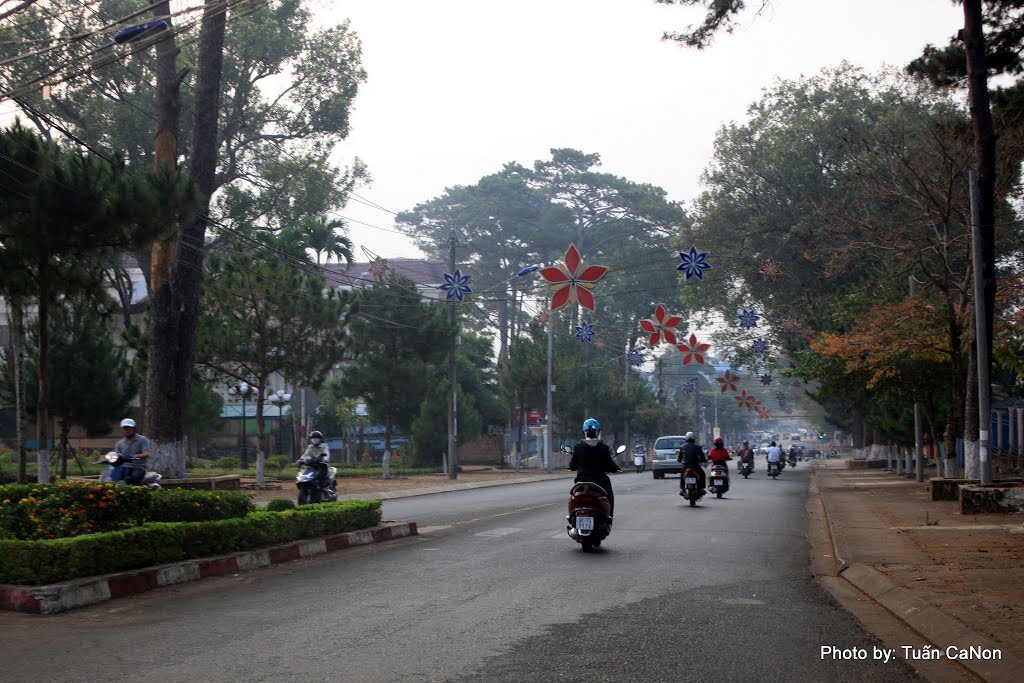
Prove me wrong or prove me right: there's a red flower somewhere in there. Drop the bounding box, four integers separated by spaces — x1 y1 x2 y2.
716 371 738 393
676 333 710 365
639 304 685 346
539 243 609 312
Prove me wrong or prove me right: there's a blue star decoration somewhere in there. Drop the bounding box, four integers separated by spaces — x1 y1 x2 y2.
775 392 788 404
676 246 712 281
760 374 773 385
628 348 646 367
682 379 697 394
574 320 597 344
702 398 714 409
440 269 472 302
752 339 769 355
737 307 761 330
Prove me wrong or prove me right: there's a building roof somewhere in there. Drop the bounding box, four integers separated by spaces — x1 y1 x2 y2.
323 258 447 289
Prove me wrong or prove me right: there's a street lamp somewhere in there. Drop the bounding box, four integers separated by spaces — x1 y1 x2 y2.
516 264 554 472
227 381 255 468
268 389 292 456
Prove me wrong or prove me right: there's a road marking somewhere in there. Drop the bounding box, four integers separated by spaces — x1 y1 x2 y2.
890 524 1024 532
416 525 452 534
475 527 523 537
722 597 766 605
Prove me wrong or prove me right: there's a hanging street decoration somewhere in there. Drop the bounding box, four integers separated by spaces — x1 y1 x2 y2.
535 310 551 325
676 245 712 281
760 374 773 385
574 320 597 343
368 256 389 279
735 390 756 411
752 339 769 355
676 333 710 365
440 269 472 302
682 379 697 395
737 307 761 330
639 303 685 346
759 258 783 281
775 392 788 405
716 370 738 393
628 348 646 367
702 398 714 410
595 339 607 349
539 243 608 311
757 405 772 419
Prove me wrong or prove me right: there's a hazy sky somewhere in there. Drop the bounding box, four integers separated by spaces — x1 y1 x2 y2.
317 0 965 261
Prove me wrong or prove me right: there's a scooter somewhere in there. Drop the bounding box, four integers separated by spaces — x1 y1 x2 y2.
680 464 706 507
296 452 338 505
787 454 797 469
739 459 753 479
99 451 162 489
563 444 624 551
708 462 730 498
768 460 780 479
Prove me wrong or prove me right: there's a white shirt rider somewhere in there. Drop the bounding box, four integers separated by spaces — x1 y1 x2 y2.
766 445 783 463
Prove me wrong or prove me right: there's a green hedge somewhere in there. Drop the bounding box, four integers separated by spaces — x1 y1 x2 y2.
0 482 255 540
0 500 382 585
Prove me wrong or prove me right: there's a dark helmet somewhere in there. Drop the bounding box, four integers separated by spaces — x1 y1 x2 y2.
770 440 777 447
742 440 749 445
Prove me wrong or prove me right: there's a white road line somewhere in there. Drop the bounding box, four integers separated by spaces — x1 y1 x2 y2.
474 527 523 537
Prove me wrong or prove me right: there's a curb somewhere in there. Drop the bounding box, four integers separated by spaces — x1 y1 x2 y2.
0 521 417 615
815 465 1024 682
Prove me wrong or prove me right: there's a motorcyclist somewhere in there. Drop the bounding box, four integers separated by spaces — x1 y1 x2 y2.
706 436 732 490
787 444 799 467
112 418 151 484
569 418 621 518
298 430 330 483
766 441 783 474
633 443 646 473
677 431 707 495
735 439 755 473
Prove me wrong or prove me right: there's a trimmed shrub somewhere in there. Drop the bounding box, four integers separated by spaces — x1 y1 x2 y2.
214 456 240 470
266 498 296 512
0 500 383 585
148 489 255 523
266 455 292 475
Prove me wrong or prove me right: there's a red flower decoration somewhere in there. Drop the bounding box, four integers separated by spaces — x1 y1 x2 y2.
676 333 710 365
716 371 738 393
539 243 609 312
639 304 685 346
368 256 389 279
735 390 756 410
759 258 783 281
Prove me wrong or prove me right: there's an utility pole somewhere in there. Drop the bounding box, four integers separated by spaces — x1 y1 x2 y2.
545 311 554 473
911 276 925 482
970 170 993 484
448 227 458 480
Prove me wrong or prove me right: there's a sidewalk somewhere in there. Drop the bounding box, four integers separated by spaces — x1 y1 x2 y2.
815 460 1024 682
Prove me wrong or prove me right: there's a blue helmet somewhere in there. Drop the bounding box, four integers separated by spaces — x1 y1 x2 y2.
582 418 601 436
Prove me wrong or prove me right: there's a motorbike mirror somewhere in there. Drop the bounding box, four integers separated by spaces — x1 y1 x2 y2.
560 445 573 454
103 452 120 463
615 445 627 454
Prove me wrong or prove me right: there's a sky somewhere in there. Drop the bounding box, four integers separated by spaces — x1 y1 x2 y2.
316 0 966 261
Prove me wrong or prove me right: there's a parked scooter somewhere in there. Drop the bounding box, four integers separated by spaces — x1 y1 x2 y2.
296 452 338 505
708 462 730 498
563 444 624 551
99 451 162 489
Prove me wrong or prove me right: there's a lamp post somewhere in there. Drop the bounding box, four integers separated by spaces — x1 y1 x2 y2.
227 382 255 468
516 264 554 472
268 389 292 456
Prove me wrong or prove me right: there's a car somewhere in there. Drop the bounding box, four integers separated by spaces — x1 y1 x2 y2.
651 435 687 478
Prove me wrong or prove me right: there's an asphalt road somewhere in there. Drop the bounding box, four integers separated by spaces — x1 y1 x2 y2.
0 465 922 682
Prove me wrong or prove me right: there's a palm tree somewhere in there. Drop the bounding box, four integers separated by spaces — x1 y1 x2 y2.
298 215 354 266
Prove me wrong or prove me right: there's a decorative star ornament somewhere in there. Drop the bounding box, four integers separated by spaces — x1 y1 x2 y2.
574 320 597 343
682 379 697 395
735 390 756 410
538 243 608 311
676 246 712 281
368 256 389 279
639 304 685 346
716 371 738 393
628 348 646 367
760 374 773 385
759 258 783 282
702 398 714 410
440 269 472 302
676 333 710 365
535 310 551 325
737 308 761 330
775 392 788 404
752 339 769 355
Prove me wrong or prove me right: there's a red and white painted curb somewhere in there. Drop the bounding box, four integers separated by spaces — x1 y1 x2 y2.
0 521 417 614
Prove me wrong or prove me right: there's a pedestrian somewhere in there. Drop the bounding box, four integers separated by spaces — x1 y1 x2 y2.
633 444 645 473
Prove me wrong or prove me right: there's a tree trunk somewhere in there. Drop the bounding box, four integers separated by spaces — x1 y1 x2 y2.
11 297 27 482
965 317 980 479
35 271 50 484
497 295 509 366
59 420 70 480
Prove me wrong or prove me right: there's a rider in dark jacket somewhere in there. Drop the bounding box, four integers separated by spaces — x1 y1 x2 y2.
677 432 707 494
569 418 621 517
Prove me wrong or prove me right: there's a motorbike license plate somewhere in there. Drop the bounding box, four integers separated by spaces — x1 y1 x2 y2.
685 477 697 484
714 479 723 485
575 516 594 531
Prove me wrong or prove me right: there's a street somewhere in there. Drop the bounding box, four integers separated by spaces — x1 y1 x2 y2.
0 466 922 682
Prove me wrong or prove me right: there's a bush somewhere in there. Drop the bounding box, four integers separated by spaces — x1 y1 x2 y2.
214 456 240 470
266 455 292 475
266 498 296 512
0 482 254 540
0 500 383 585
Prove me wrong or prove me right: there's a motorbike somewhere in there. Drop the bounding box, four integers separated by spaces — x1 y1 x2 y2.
99 451 162 489
768 460 781 479
296 452 338 505
562 444 624 552
708 462 730 498
739 458 753 478
680 463 706 507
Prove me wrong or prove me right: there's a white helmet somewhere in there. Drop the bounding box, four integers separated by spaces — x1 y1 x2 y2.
685 431 695 440
120 418 136 428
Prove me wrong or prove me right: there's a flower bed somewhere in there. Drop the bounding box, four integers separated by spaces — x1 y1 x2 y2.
0 500 382 585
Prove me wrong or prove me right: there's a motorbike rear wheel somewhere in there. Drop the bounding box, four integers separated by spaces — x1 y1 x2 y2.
689 496 696 507
716 491 723 499
581 539 594 552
